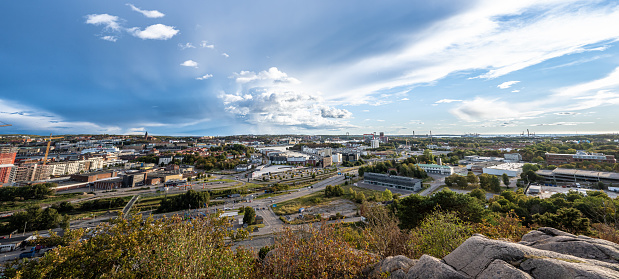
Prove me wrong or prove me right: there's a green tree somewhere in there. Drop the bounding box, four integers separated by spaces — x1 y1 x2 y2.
5 215 253 278
382 189 393 201
502 173 510 187
467 172 479 186
243 207 256 225
470 188 486 201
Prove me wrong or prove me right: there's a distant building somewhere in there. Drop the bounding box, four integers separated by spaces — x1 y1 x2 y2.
528 185 542 195
416 164 454 175
93 177 123 190
483 163 524 177
71 171 118 183
322 156 332 167
536 168 619 185
158 156 173 165
342 153 359 162
364 172 422 192
545 151 616 165
235 164 251 172
371 139 380 149
0 147 17 184
122 173 146 188
504 153 522 162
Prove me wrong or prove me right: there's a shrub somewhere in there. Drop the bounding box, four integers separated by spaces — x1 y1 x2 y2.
409 211 473 259
5 214 253 278
259 222 378 278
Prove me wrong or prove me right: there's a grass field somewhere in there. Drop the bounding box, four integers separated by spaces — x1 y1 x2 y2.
272 185 382 216
0 192 91 212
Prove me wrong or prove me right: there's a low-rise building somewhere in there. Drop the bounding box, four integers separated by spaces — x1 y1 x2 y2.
545 151 616 165
71 171 118 183
504 153 522 162
536 168 619 185
483 163 525 177
364 172 422 192
416 164 454 175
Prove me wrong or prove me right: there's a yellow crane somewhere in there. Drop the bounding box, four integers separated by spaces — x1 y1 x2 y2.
43 133 64 165
0 121 11 127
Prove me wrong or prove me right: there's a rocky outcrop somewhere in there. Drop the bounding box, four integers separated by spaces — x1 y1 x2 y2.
519 227 619 264
371 228 619 279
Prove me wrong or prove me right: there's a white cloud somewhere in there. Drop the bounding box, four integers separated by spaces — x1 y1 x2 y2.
532 122 593 126
435 99 463 104
200 41 215 48
178 43 195 49
180 60 198 68
127 4 165 18
101 36 118 42
196 74 213 80
85 14 121 31
0 99 121 134
498 81 520 89
554 112 579 115
310 1 619 105
451 66 619 123
233 67 300 84
401 98 410 101
129 24 179 40
222 53 230 58
221 67 353 130
511 90 520 93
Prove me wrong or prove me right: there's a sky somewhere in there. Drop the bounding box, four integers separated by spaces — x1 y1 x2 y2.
1 0 619 136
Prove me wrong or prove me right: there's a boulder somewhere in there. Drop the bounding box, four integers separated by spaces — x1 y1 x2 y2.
370 255 417 277
405 255 468 279
520 256 619 279
477 259 533 279
443 234 619 278
520 227 619 264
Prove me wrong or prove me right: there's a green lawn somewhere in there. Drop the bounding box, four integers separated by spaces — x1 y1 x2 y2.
0 192 90 212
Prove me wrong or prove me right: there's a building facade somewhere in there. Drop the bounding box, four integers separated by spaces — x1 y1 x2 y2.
0 147 17 184
364 172 422 192
416 164 454 175
545 151 616 166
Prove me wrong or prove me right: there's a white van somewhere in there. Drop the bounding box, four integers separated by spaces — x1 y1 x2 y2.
0 244 15 253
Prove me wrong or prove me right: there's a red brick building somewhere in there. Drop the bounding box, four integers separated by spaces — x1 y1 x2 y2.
71 171 118 182
0 147 17 184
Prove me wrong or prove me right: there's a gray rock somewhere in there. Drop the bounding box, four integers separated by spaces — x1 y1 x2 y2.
477 259 533 279
370 255 417 278
406 255 469 279
519 227 619 263
521 257 619 279
443 234 619 278
390 269 407 279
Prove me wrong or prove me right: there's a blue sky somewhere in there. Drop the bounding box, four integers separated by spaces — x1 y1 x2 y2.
1 0 619 136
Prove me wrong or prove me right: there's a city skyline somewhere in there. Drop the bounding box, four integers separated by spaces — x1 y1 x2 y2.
2 1 619 136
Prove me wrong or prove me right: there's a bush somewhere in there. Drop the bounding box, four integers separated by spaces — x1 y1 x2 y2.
258 222 378 278
408 211 473 259
5 214 253 278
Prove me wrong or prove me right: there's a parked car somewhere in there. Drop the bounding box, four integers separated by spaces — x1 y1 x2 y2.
19 248 36 259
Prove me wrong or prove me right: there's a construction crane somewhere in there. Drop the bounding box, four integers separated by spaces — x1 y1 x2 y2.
43 133 64 165
0 121 11 127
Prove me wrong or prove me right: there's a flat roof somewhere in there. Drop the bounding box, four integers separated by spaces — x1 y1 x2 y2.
417 164 452 169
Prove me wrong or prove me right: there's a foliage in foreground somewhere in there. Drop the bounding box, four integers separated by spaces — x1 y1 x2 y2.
5 214 253 279
258 222 379 279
